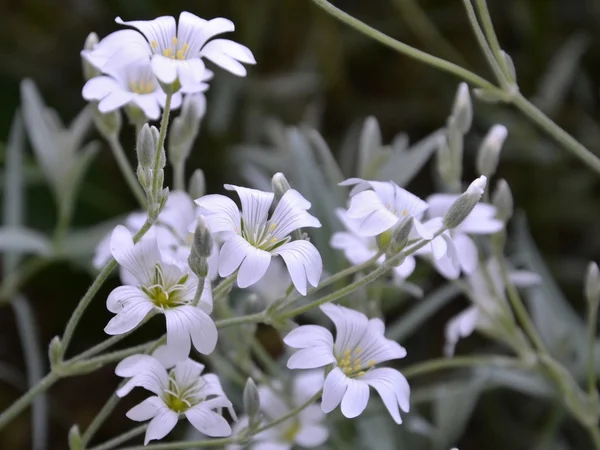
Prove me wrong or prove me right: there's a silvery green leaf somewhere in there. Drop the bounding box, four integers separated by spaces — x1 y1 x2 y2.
388 283 460 341
474 365 554 398
207 76 243 135
58 217 124 263
0 227 52 255
338 119 362 176
433 377 483 447
58 141 100 215
533 33 589 115
65 105 93 153
358 116 382 178
304 127 345 202
392 132 409 153
4 112 25 231
378 129 444 187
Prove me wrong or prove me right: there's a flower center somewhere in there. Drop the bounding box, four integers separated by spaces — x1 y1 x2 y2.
163 372 206 413
129 79 155 94
151 37 190 60
282 420 301 442
239 219 284 251
142 264 189 309
337 348 375 378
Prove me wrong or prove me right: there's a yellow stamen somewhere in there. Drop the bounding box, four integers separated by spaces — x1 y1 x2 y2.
368 359 376 367
183 42 189 52
151 40 158 48
401 209 408 216
172 36 178 45
163 48 173 58
357 371 365 377
176 49 185 60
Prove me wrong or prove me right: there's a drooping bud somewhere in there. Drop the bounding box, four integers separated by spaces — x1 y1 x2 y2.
188 216 213 277
492 179 513 222
272 172 291 206
449 83 472 134
68 425 82 450
81 32 100 81
243 378 261 429
476 124 508 178
443 176 487 229
389 216 414 254
136 124 156 169
189 169 206 199
92 106 121 138
585 262 600 308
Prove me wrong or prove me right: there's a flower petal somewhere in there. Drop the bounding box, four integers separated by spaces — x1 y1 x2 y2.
287 347 336 369
151 54 178 83
284 325 333 349
330 231 377 266
165 305 218 359
224 184 273 233
361 367 410 424
321 367 349 414
110 225 160 286
195 194 241 233
392 255 416 280
454 233 479 274
320 303 369 355
85 30 150 70
218 234 251 278
106 285 148 314
346 190 398 236
98 90 133 113
145 408 179 444
238 246 272 288
82 76 121 101
340 378 370 418
295 424 329 447
185 405 232 437
132 94 161 120
269 189 321 240
444 306 479 356
272 240 322 295
116 356 168 397
126 396 165 421
104 300 153 335
116 16 176 51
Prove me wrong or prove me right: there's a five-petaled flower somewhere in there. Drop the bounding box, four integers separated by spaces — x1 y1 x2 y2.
195 185 323 295
116 351 235 445
86 12 255 92
82 59 183 120
105 225 217 362
284 303 410 423
228 372 328 450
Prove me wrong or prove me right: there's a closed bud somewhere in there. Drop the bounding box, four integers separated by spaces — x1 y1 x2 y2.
92 106 121 138
136 124 156 169
272 172 291 205
136 166 152 191
192 216 213 258
473 88 507 104
449 82 472 134
48 336 62 367
68 425 82 450
243 378 261 428
168 95 204 167
389 216 413 254
492 179 513 222
446 124 464 182
436 136 456 187
443 176 487 229
476 124 508 178
500 50 517 82
585 262 600 308
376 230 392 252
189 169 206 199
81 32 100 80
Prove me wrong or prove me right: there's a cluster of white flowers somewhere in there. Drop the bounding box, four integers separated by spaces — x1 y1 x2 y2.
80 9 511 448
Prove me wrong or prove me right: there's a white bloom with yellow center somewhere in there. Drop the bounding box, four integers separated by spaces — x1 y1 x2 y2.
195 185 322 295
105 225 216 362
284 304 410 423
116 352 235 445
86 12 255 91
81 59 181 120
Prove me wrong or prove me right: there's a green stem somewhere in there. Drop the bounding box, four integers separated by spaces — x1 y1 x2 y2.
59 220 153 359
511 93 600 175
588 301 599 396
151 93 173 200
173 160 185 192
0 257 51 305
0 372 59 430
310 0 496 90
215 312 265 329
474 0 513 81
213 274 237 300
254 390 322 433
402 355 524 379
107 135 147 208
72 340 159 369
53 202 73 247
88 424 147 450
192 276 206 306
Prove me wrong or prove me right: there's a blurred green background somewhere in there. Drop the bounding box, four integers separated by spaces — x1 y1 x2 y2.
1 0 600 449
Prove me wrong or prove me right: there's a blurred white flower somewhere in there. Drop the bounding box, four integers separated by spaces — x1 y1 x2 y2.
420 193 503 279
228 372 328 450
284 303 410 423
444 258 541 356
340 178 432 239
116 353 234 444
195 185 322 295
82 59 181 120
331 208 416 281
105 225 216 361
85 12 255 92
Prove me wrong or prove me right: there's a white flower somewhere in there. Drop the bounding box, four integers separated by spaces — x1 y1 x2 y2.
93 191 219 282
116 352 235 444
195 185 322 295
330 208 416 280
86 12 255 91
444 258 541 356
340 178 432 240
249 259 292 304
105 225 217 361
228 372 328 450
420 193 503 279
284 303 410 423
81 59 182 120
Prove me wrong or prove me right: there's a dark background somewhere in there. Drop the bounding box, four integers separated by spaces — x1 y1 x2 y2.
1 0 600 448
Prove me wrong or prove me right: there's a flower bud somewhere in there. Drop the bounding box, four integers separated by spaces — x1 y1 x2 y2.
500 50 517 81
492 179 513 222
585 262 600 308
92 106 121 138
389 216 413 254
272 172 291 205
168 94 205 167
443 176 487 229
449 82 472 134
48 336 62 367
189 169 206 199
136 124 156 169
68 425 82 450
81 32 100 81
477 125 508 178
473 88 507 104
188 216 213 277
436 136 456 188
243 378 261 428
